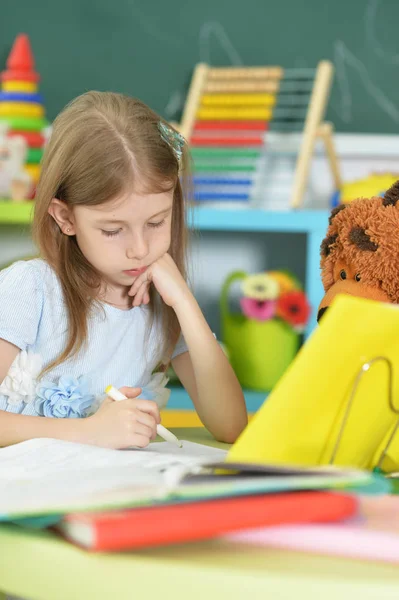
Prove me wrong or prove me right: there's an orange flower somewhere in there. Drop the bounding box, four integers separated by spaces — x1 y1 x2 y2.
277 291 311 328
268 271 298 294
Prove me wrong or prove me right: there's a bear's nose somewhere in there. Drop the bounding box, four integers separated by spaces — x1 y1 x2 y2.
317 307 328 322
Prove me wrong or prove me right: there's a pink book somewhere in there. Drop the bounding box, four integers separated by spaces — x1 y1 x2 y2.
226 496 399 564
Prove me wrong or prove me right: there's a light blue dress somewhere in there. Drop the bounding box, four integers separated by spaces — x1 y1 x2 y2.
0 259 187 418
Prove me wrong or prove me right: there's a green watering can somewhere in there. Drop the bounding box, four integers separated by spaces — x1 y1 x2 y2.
221 270 300 391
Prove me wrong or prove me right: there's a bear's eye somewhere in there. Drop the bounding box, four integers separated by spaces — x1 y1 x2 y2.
355 273 361 282
340 270 347 280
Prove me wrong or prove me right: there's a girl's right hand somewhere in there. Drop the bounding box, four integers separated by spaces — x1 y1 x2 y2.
83 386 161 449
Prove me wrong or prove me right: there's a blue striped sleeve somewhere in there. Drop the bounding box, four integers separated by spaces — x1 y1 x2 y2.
0 261 44 350
172 333 188 359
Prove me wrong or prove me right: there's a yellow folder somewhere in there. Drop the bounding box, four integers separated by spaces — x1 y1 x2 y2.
228 295 399 472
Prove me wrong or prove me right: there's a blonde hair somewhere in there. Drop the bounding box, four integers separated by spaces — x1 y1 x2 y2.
32 91 190 374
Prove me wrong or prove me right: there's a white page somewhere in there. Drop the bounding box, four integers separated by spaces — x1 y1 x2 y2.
0 438 226 478
0 439 227 517
145 440 227 458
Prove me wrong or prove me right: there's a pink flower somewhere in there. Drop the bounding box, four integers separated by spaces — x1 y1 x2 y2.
240 297 276 321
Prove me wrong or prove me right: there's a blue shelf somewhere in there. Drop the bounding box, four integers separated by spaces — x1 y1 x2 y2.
188 207 329 233
0 200 330 235
168 385 267 413
186 206 327 338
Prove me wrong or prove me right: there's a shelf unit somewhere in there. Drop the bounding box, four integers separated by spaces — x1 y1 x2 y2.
0 200 329 413
1 200 329 231
0 200 34 224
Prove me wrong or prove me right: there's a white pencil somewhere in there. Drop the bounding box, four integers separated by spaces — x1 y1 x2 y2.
105 385 183 448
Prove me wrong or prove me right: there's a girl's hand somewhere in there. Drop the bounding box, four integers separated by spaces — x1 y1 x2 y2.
128 253 191 309
83 386 161 449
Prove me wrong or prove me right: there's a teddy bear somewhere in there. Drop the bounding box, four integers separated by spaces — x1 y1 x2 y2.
318 179 399 322
0 122 32 201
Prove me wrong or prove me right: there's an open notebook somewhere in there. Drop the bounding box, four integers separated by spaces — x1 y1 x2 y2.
0 437 387 521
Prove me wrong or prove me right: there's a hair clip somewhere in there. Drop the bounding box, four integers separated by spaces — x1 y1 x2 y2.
158 121 185 162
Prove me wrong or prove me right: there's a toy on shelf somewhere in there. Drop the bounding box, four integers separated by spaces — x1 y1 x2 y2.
221 269 310 391
178 62 342 209
331 173 399 207
0 33 48 200
0 122 31 201
318 179 399 322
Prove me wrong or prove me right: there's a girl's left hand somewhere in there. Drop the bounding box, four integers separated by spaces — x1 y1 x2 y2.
128 253 190 309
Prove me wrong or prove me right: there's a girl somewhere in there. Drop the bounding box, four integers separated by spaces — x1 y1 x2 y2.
0 91 247 449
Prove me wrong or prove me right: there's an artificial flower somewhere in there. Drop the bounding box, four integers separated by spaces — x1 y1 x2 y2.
240 297 276 321
277 290 311 328
268 271 298 295
242 273 279 301
0 350 42 405
34 376 94 418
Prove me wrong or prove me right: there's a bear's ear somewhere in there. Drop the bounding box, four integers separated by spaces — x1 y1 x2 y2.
349 227 378 252
382 180 399 206
328 203 346 225
321 234 338 258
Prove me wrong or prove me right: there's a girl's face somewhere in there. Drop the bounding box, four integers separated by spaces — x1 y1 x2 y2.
53 188 173 295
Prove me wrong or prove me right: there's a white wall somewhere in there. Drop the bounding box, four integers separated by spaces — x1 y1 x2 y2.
0 225 36 267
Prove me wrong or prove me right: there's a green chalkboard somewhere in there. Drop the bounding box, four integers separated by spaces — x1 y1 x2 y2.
1 0 399 133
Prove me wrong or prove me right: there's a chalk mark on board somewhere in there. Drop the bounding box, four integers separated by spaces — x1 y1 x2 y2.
131 1 181 47
365 0 399 65
333 39 399 123
164 90 185 119
199 21 243 65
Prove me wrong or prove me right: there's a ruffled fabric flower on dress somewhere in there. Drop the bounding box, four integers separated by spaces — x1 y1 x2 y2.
139 373 171 408
0 350 42 405
34 376 94 418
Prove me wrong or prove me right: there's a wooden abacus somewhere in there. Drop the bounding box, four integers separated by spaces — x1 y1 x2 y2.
177 61 342 209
